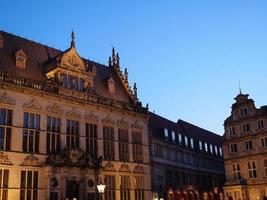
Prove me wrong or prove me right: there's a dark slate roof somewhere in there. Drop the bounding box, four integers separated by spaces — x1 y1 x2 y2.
149 112 222 146
0 31 132 104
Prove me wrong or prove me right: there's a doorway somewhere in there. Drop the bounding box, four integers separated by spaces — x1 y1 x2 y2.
66 180 79 200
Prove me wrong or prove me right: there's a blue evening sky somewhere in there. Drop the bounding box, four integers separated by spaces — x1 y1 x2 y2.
1 1 267 135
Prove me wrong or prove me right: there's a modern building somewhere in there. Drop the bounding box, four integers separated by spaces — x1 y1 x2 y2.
223 93 267 200
149 112 225 200
0 31 151 200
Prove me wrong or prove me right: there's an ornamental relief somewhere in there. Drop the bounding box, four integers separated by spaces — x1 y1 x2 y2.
102 115 115 125
23 98 42 111
0 152 13 165
117 118 129 128
133 164 145 173
85 111 99 122
103 161 116 172
65 108 80 119
131 121 143 130
21 154 43 167
46 103 63 115
0 92 16 105
119 163 131 173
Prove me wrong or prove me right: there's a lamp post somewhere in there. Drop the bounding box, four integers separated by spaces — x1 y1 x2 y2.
97 179 106 200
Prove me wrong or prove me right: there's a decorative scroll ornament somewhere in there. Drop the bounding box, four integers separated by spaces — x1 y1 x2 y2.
0 92 16 105
0 152 13 165
21 154 42 167
102 115 115 125
46 103 63 115
131 121 143 130
85 111 99 122
23 98 42 111
103 161 116 172
119 163 131 173
66 108 80 119
133 164 145 173
117 118 129 128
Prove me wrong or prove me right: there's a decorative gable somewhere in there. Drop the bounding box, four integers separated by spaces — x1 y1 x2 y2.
21 154 42 167
0 33 3 48
107 77 115 94
23 98 42 111
15 49 27 68
0 92 16 105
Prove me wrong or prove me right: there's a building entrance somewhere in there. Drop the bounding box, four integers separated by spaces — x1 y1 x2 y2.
66 180 79 200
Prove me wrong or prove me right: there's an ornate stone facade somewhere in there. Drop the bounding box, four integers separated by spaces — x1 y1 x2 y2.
223 93 267 200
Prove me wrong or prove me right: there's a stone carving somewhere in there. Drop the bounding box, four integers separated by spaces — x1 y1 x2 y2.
85 111 99 122
0 92 16 105
68 55 79 67
0 152 13 165
119 163 131 172
23 98 42 111
131 121 143 130
66 108 80 119
133 164 145 173
102 115 115 125
103 161 116 172
46 103 63 114
59 88 88 101
21 154 42 167
117 118 129 128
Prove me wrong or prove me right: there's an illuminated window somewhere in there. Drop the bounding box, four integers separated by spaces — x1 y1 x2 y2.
0 108 12 150
66 119 79 150
118 128 129 162
120 176 130 200
46 116 61 153
0 169 9 200
104 175 116 200
20 170 38 200
248 161 257 178
135 176 144 200
85 123 97 156
23 112 40 153
103 126 115 160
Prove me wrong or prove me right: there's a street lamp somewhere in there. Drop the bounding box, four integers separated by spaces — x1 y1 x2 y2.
97 179 106 200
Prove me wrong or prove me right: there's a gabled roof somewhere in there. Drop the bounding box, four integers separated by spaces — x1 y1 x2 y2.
0 31 134 104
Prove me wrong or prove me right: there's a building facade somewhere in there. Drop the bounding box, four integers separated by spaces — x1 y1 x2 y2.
149 113 225 200
223 93 267 200
0 31 151 200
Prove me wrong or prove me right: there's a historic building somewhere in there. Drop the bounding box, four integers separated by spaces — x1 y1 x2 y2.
0 31 151 200
149 112 225 200
223 92 267 200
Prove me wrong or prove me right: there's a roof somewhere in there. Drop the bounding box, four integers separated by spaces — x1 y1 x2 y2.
149 112 222 146
0 31 133 104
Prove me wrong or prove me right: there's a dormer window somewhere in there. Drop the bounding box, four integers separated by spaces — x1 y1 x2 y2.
229 126 236 135
62 74 84 91
240 108 248 117
107 77 115 94
242 123 250 133
15 49 27 68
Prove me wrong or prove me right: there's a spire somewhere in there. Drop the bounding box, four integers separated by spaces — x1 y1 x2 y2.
71 31 75 47
124 68 128 81
133 83 138 100
239 82 242 94
116 53 120 66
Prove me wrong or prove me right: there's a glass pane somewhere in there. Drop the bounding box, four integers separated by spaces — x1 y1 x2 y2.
20 171 26 188
47 116 51 131
6 128 11 150
35 131 39 153
29 130 34 152
0 108 6 125
29 113 34 129
0 127 4 149
27 171 32 188
3 170 9 188
23 112 29 128
7 110 12 126
33 172 38 189
52 117 56 132
35 114 40 130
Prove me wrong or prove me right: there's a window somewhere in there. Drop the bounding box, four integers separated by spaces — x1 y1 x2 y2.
232 164 241 179
245 140 253 150
62 74 84 91
165 170 172 185
240 108 248 117
66 119 79 149
154 144 163 158
199 141 203 150
132 131 143 163
214 146 218 155
118 128 129 162
178 134 182 145
184 136 188 146
219 147 223 157
23 112 40 153
230 144 238 153
210 144 213 153
0 169 9 200
103 126 115 160
120 176 130 200
187 138 193 149
85 123 97 156
20 171 38 200
0 108 12 150
258 120 264 129
248 161 257 178
15 49 27 69
46 116 61 153
104 175 116 200
242 123 250 133
171 131 176 143
261 137 267 148
135 176 144 200
229 127 236 135
264 159 267 177
204 142 208 152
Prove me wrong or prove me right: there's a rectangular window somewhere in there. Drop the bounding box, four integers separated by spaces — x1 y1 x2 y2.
184 136 188 146
118 128 129 162
66 119 79 150
230 144 238 153
240 108 248 117
103 126 115 160
229 126 236 135
214 146 218 155
20 170 38 200
264 159 267 177
164 128 168 142
199 141 203 150
104 175 116 200
245 140 253 150
219 147 223 157
0 169 9 200
132 131 143 163
204 142 208 152
23 112 40 153
178 134 182 145
85 123 97 156
171 131 176 143
46 116 61 153
232 163 241 179
120 176 130 200
0 108 12 150
154 144 163 158
210 144 213 153
258 120 264 129
242 123 250 133
135 176 144 200
261 137 267 148
190 138 194 148
248 161 257 178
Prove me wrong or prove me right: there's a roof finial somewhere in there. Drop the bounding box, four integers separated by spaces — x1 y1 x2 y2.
239 81 242 94
71 31 75 47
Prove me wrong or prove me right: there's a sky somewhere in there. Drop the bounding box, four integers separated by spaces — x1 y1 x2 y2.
1 0 267 135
